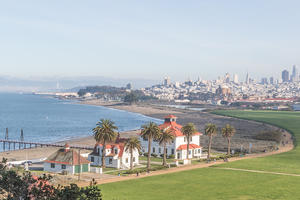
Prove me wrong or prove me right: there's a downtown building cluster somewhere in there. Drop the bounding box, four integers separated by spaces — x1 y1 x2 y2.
141 65 300 105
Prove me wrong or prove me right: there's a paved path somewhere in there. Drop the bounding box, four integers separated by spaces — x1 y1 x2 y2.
76 144 293 187
216 167 300 177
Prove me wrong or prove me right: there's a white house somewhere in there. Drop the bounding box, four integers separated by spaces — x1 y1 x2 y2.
43 143 90 174
88 138 139 169
140 115 202 160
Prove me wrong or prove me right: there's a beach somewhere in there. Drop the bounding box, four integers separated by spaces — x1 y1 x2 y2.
0 99 292 162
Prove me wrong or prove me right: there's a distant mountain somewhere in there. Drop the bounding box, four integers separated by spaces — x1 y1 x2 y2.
0 75 159 92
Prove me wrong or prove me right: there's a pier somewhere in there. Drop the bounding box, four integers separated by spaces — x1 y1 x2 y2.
0 139 93 151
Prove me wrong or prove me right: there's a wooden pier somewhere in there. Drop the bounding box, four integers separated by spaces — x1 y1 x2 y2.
0 139 93 152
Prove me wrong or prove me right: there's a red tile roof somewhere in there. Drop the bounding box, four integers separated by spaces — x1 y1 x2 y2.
164 114 177 119
93 139 127 158
159 121 202 137
177 144 201 150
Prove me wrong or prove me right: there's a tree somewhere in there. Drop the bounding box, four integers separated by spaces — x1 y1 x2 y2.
204 123 218 159
157 128 174 166
181 123 197 160
222 124 236 155
0 158 102 199
141 122 160 170
125 137 142 170
93 119 118 168
124 92 138 105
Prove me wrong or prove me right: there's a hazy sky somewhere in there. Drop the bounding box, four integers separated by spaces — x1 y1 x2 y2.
1 1 300 82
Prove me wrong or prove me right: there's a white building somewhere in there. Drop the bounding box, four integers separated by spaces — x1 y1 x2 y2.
88 138 139 169
44 144 90 174
140 115 202 160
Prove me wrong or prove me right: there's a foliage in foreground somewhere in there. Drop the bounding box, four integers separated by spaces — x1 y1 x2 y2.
0 158 102 200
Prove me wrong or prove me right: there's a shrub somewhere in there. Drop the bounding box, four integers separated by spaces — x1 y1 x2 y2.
168 154 175 159
143 153 148 157
254 131 282 143
151 153 158 158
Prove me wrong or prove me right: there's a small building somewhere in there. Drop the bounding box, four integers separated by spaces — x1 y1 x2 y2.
88 138 139 169
43 143 90 174
140 115 202 160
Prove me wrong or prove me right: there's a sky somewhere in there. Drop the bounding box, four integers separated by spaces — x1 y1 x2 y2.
1 0 300 82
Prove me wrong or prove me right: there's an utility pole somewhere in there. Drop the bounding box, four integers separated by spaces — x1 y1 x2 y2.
78 149 81 181
20 129 24 141
5 128 8 140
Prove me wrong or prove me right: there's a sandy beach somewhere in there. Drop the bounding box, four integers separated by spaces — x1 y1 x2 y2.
0 99 292 162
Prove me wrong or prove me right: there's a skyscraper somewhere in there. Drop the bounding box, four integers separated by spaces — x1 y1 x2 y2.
282 70 289 82
233 74 238 84
261 77 268 85
269 77 274 85
245 72 249 84
292 65 299 82
225 73 230 83
164 77 171 86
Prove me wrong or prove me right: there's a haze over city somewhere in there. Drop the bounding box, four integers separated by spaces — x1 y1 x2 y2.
1 0 300 83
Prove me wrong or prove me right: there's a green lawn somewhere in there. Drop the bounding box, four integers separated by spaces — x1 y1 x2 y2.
101 167 300 200
139 156 175 162
99 110 300 200
212 110 300 174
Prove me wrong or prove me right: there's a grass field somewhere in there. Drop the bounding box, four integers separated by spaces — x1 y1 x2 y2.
100 110 300 200
212 110 300 174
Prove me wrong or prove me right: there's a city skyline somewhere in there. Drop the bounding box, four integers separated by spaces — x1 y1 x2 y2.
1 1 300 81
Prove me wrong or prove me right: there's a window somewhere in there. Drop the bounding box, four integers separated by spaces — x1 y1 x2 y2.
91 156 94 162
166 148 168 154
189 150 191 155
177 153 180 159
159 148 161 153
133 157 136 162
109 158 112 164
171 149 174 154
190 137 192 142
115 149 118 154
61 164 66 169
126 158 128 163
152 147 155 153
50 163 55 168
184 137 186 142
198 149 201 153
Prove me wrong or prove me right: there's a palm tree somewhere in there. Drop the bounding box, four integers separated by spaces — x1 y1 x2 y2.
222 124 236 155
158 128 175 166
182 123 197 160
204 123 218 160
93 119 118 168
141 122 160 170
125 137 142 170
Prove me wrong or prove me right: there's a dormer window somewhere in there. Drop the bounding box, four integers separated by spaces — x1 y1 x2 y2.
164 115 177 123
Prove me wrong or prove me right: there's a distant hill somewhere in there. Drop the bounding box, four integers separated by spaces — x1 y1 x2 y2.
0 75 159 92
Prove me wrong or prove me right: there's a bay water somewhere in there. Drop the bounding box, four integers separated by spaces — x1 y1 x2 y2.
0 93 162 149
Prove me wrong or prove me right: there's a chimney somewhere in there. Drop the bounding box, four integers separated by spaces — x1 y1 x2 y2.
64 143 70 152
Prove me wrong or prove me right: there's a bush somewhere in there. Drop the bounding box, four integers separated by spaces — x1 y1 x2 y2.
143 153 148 157
151 153 158 158
168 154 175 159
254 131 282 143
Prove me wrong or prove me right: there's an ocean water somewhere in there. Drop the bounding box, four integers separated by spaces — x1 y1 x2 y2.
0 93 162 146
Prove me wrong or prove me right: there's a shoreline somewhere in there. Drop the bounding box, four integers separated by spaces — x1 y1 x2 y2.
0 98 294 164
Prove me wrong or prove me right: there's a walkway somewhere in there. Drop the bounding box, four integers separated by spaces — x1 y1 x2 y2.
215 167 300 177
76 144 293 187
